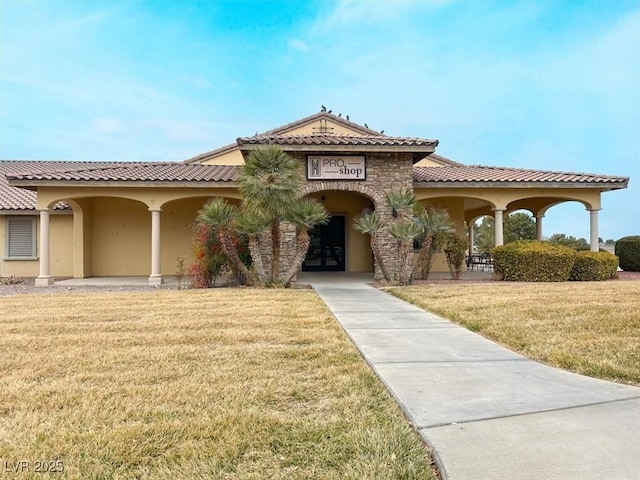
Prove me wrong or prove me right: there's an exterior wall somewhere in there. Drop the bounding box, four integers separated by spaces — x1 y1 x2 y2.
50 214 74 276
1 213 73 278
90 198 150 276
201 148 244 165
159 196 240 275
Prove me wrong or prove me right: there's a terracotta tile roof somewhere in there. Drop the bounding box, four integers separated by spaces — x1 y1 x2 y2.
7 163 238 182
2 161 238 210
413 165 629 187
0 161 125 210
237 134 439 148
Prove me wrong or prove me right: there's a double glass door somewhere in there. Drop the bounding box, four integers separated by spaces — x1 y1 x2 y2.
302 215 345 271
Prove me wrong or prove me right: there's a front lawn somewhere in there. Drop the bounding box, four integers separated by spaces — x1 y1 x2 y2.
389 281 640 385
0 290 436 479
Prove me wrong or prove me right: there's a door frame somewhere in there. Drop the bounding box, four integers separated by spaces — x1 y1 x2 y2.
302 213 347 272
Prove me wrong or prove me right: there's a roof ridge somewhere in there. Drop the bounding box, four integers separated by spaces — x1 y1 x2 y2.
183 111 385 164
261 111 383 136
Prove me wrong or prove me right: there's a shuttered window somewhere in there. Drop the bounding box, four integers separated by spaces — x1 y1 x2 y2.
6 217 36 258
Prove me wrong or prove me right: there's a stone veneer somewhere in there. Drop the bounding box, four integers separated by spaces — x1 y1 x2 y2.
271 151 415 281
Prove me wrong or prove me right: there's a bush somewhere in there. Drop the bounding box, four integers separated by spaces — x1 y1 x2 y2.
444 234 467 280
615 236 640 272
492 240 576 282
570 251 618 281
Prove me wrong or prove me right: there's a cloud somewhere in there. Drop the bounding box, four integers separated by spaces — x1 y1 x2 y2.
288 38 310 52
90 117 125 134
182 76 212 90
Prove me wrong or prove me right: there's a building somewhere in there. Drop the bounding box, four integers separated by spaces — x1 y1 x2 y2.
0 111 629 285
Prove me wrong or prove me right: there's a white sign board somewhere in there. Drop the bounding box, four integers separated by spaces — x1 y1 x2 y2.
307 156 366 180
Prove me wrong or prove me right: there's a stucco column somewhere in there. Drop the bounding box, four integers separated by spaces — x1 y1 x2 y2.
535 215 544 241
149 208 163 286
468 222 474 256
35 209 54 286
589 209 601 252
493 209 505 247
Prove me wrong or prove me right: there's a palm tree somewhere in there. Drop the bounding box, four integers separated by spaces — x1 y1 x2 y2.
390 220 422 285
385 187 415 220
412 204 454 279
385 187 417 283
238 146 301 284
235 208 269 285
282 198 329 285
354 211 391 282
195 197 256 284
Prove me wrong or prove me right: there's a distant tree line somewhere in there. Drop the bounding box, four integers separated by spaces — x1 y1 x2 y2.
472 212 615 253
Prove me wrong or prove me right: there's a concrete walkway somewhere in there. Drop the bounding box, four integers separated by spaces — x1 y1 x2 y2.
307 276 640 480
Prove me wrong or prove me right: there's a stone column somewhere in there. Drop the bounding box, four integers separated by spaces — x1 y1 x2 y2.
589 209 601 252
535 215 544 241
35 209 54 286
149 208 163 286
493 209 505 247
468 222 474 256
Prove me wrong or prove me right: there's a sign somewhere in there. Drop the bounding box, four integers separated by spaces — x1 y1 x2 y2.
307 156 366 180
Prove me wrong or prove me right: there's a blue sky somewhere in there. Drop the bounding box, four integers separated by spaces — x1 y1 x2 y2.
1 0 638 240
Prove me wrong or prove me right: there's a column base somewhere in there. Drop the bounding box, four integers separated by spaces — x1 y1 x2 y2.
35 276 55 287
148 275 163 286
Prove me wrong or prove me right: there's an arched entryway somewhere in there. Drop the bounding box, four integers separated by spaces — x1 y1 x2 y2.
302 190 374 273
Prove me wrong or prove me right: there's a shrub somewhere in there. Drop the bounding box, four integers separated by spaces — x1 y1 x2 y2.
188 224 229 288
492 240 576 282
615 236 640 272
570 251 619 281
444 234 467 280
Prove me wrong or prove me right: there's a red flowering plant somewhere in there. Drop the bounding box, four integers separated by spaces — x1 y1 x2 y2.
188 223 253 288
188 223 228 288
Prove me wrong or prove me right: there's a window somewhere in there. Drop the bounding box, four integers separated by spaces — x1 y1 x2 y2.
5 216 36 258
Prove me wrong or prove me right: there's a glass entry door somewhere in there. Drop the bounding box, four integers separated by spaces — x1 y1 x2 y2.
302 215 346 271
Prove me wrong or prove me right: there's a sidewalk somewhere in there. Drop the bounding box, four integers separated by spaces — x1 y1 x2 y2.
309 278 640 480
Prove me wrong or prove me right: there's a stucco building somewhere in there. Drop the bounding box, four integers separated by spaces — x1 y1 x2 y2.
0 111 629 285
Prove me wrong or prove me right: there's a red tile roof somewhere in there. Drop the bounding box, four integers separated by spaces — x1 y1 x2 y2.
1 160 629 211
237 134 439 148
0 161 127 210
7 163 237 182
413 165 629 187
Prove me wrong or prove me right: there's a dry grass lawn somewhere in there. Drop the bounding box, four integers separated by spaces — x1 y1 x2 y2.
0 290 435 479
389 281 640 385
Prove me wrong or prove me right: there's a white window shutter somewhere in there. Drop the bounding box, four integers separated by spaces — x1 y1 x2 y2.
7 217 36 257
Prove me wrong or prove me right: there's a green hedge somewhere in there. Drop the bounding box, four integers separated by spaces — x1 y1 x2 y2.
615 236 640 272
569 251 619 281
492 240 576 282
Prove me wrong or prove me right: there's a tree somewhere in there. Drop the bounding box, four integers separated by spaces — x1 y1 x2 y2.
412 205 454 280
474 215 494 253
389 220 421 285
195 146 327 288
504 212 536 244
548 233 589 250
195 198 256 285
474 212 535 252
385 187 418 284
353 211 391 282
282 198 329 285
238 146 302 285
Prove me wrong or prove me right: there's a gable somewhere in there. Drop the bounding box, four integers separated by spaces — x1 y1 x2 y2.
187 111 383 166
